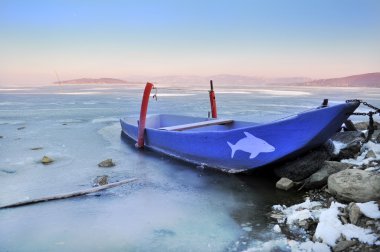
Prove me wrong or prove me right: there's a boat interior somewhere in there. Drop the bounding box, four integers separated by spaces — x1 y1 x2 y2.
126 114 258 132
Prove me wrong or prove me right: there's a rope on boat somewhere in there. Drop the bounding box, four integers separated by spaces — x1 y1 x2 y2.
346 99 380 143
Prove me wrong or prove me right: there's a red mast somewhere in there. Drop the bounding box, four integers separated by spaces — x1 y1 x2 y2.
136 82 154 148
209 80 217 118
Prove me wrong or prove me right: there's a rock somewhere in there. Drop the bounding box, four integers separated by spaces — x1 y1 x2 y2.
276 177 294 191
270 213 285 220
335 141 362 160
354 121 380 131
348 203 361 225
41 156 54 165
333 240 357 252
304 161 352 189
366 220 374 226
97 159 115 168
340 216 348 224
30 147 43 151
323 139 336 155
93 175 109 186
0 136 3 138
343 120 357 131
298 220 309 230
331 131 365 144
274 147 331 181
328 169 380 202
365 150 377 159
330 131 365 160
376 133 380 144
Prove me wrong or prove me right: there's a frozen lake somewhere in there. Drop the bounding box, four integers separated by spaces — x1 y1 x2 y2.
0 84 379 251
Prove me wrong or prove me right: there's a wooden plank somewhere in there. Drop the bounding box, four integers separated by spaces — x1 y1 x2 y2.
0 178 137 209
159 119 233 131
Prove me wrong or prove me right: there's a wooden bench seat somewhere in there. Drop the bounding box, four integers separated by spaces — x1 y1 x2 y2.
159 119 234 131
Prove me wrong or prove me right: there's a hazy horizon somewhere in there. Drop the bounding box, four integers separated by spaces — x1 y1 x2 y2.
1 0 380 86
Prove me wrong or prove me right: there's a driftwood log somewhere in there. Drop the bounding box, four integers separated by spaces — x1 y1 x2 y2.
0 178 137 209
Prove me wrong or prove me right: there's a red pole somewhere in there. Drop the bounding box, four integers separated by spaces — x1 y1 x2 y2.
136 82 154 148
209 80 217 118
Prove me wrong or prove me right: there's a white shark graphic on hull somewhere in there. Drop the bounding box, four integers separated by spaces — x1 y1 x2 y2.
227 132 275 159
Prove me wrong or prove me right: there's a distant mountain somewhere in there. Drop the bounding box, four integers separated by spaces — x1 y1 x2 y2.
148 74 311 86
55 78 127 84
53 73 380 87
300 73 380 87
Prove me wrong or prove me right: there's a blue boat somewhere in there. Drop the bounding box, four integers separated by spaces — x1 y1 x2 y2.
120 84 359 173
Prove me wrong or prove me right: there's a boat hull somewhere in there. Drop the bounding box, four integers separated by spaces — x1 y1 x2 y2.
120 102 359 173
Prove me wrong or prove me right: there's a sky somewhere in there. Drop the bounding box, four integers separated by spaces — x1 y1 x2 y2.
1 0 380 85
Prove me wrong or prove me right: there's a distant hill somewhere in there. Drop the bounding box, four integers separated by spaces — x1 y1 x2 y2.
53 73 380 87
147 74 311 86
55 78 127 84
300 73 380 87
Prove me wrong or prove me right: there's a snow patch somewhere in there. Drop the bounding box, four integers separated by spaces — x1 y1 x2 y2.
341 141 380 166
280 198 321 224
273 224 281 233
332 141 347 155
296 240 330 252
357 201 380 219
315 202 378 246
244 238 330 252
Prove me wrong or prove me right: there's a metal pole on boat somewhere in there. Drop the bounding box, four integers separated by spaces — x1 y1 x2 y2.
209 80 218 118
136 82 154 148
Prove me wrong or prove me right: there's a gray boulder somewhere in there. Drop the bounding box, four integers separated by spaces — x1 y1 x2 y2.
334 141 361 160
330 131 365 160
274 147 331 181
304 161 352 189
328 169 380 202
331 131 365 144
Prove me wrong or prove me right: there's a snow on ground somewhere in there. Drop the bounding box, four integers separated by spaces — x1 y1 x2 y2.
272 198 321 224
244 238 330 252
341 141 380 166
315 202 378 246
332 141 347 155
270 199 379 250
357 201 380 219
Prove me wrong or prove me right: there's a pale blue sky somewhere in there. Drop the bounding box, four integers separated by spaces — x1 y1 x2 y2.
1 0 379 84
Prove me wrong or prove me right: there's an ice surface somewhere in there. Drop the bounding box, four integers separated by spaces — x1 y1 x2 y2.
1 84 379 251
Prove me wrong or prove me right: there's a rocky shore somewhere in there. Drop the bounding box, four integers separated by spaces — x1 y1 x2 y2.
269 121 380 251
